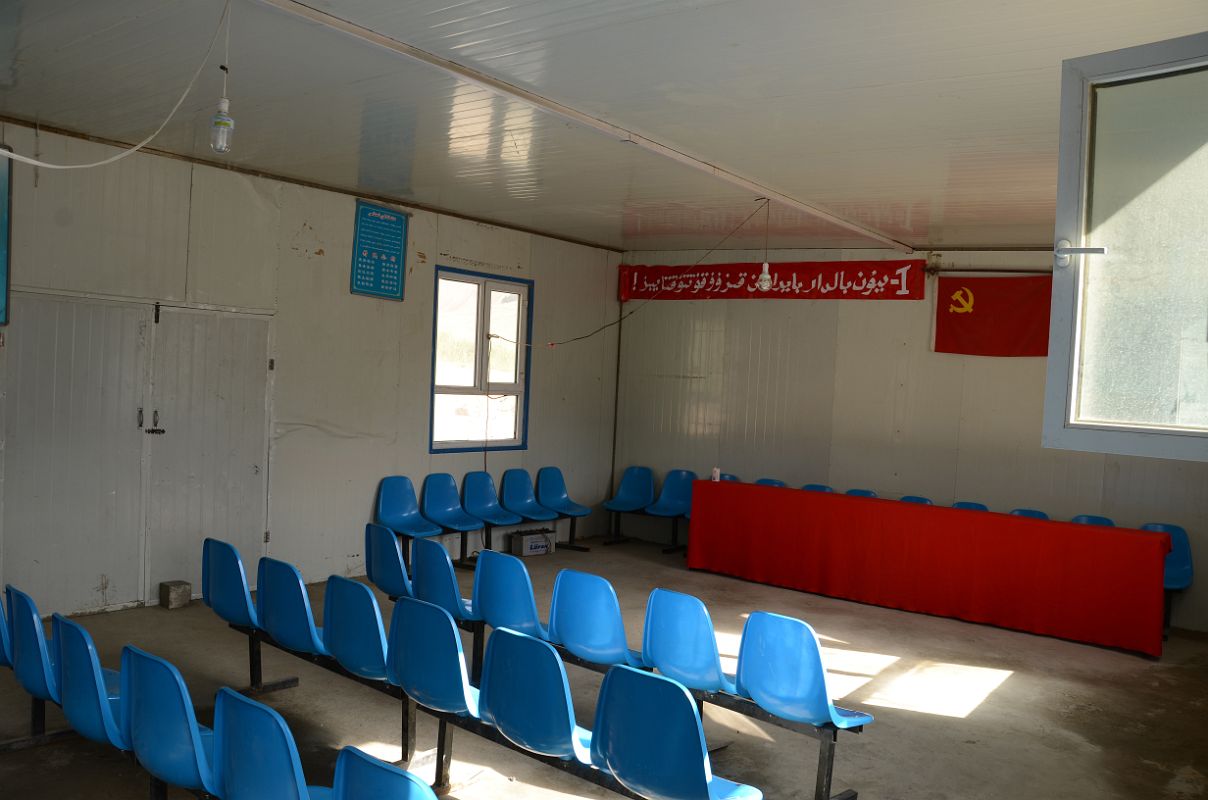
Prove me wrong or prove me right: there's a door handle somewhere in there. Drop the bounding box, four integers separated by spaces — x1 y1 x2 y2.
145 408 165 434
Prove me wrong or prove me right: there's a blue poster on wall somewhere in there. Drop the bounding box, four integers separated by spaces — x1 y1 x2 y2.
0 147 10 326
350 200 407 301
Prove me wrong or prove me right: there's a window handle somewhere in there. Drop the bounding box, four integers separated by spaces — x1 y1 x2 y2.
1054 239 1107 268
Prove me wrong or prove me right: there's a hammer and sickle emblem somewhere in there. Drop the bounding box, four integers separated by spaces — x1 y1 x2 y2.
949 287 974 314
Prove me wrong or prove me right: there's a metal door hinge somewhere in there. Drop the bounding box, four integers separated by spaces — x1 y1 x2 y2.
154 303 160 323
264 530 271 543
268 358 275 371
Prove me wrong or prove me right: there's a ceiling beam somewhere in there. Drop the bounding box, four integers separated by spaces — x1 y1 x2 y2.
255 0 914 254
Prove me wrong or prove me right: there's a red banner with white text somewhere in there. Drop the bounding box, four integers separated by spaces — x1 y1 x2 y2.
617 260 926 302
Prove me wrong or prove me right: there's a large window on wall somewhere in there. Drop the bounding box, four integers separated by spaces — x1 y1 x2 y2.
430 267 533 452
1044 32 1208 462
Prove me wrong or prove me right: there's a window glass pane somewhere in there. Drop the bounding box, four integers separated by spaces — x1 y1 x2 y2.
1077 67 1208 431
432 393 518 443
435 279 479 387
488 290 521 384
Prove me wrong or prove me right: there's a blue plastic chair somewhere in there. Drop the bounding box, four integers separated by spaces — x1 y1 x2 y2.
845 488 877 498
423 473 486 534
1010 508 1049 520
52 614 126 750
257 557 331 656
6 585 59 704
333 746 437 800
537 466 591 518
645 470 696 518
1142 523 1194 591
802 484 834 493
953 501 989 511
548 569 643 667
0 594 10 668
1071 514 1115 527
900 495 933 505
462 470 523 527
365 523 413 600
122 645 221 797
323 576 388 681
754 478 786 488
412 539 481 622
736 611 872 730
501 469 558 522
479 628 591 763
377 476 443 543
591 665 762 800
386 597 479 717
719 473 741 482
642 589 734 694
202 537 260 629
603 466 656 512
215 687 332 799
472 550 549 639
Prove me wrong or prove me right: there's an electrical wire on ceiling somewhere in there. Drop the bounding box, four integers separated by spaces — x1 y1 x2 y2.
0 0 231 170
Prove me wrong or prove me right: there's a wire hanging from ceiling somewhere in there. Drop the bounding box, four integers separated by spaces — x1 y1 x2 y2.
0 0 231 170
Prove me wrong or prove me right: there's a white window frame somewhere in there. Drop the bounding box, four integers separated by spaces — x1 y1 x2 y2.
1043 31 1208 462
430 266 532 452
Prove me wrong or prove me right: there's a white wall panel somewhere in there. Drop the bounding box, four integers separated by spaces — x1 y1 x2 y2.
5 126 190 300
186 167 282 310
2 294 148 613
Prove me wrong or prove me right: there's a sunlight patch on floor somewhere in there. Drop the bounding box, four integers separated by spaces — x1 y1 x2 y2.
863 661 1012 718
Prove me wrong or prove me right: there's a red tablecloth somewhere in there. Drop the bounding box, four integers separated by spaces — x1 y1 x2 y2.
687 481 1170 656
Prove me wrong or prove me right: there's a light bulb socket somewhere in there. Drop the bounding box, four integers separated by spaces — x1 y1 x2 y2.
217 97 230 113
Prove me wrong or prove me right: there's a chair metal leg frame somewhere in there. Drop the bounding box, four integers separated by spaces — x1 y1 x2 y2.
560 516 591 552
433 719 454 794
241 629 301 695
661 516 686 554
602 510 634 545
148 776 216 800
0 697 77 753
230 624 419 764
456 525 496 571
542 638 863 800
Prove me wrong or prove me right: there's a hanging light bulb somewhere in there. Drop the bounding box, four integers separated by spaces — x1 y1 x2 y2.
756 198 772 291
210 96 234 154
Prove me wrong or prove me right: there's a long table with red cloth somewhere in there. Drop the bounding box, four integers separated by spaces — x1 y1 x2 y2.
686 481 1171 656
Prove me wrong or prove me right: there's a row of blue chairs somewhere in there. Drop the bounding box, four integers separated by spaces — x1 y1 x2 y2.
357 527 870 734
202 539 765 800
377 466 590 564
1 584 434 800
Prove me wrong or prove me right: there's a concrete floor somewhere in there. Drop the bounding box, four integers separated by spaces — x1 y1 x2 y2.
2 539 1207 800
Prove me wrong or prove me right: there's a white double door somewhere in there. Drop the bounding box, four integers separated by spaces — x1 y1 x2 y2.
2 293 271 614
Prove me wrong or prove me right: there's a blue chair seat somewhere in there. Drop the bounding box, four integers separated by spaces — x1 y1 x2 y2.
801 484 834 493
463 472 523 527
1142 523 1194 591
952 501 988 512
365 524 413 600
537 467 592 518
473 551 549 639
709 775 765 800
645 469 696 518
378 476 444 538
642 588 735 695
549 570 643 668
54 614 128 750
202 538 260 629
7 585 60 704
332 746 437 800
845 488 877 498
215 687 332 799
324 576 389 681
413 539 482 623
603 466 655 512
1071 514 1115 527
502 469 559 522
423 473 485 533
900 495 933 505
832 706 875 728
388 598 480 717
1010 508 1049 520
257 558 331 656
754 478 786 487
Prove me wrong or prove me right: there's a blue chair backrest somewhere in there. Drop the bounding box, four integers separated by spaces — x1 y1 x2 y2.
463 471 510 514
215 687 318 800
323 576 388 680
0 594 10 667
611 466 655 506
501 468 541 507
655 470 696 507
535 466 572 505
122 645 220 795
333 746 437 800
718 473 740 482
412 538 471 621
365 523 413 599
900 495 933 505
422 472 465 518
386 597 478 716
735 611 838 726
377 476 425 528
802 483 834 493
1071 514 1115 527
53 614 128 750
6 585 59 703
479 628 579 759
1010 508 1049 520
257 558 328 655
472 550 547 638
549 569 635 666
1142 523 1194 591
591 665 712 800
202 538 259 628
754 478 786 487
845 488 877 497
953 501 989 511
642 588 731 693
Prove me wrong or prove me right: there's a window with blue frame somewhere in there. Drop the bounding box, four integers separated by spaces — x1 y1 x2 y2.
430 266 532 452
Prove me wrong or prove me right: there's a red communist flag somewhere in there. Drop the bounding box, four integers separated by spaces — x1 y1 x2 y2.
934 275 1052 357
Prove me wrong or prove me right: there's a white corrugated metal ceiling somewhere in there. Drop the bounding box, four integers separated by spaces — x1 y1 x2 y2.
1 0 1205 251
